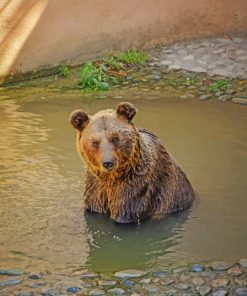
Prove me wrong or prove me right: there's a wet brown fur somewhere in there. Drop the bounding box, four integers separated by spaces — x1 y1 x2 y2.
70 102 196 223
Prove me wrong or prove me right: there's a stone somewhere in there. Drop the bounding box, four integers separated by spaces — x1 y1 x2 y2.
41 289 61 296
142 284 159 293
169 64 181 70
236 288 247 296
226 89 236 95
153 270 169 277
67 287 81 293
160 60 173 66
81 280 93 288
80 272 98 279
180 94 194 99
108 288 125 295
191 264 203 272
28 282 46 288
99 280 117 286
211 261 233 271
28 273 43 280
16 292 33 296
227 266 244 277
149 74 161 80
239 258 247 268
218 95 232 102
0 278 23 287
183 54 195 61
176 281 190 290
139 278 151 284
114 270 146 279
199 94 212 100
0 269 23 276
232 98 247 105
214 91 224 97
190 66 206 73
161 278 174 286
192 277 205 286
173 268 188 273
122 280 134 287
235 278 247 286
196 285 211 296
89 289 105 296
212 290 228 296
210 278 230 288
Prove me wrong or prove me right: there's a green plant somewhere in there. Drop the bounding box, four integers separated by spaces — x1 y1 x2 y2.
59 65 71 77
116 49 147 65
79 62 109 92
103 56 122 70
208 79 228 92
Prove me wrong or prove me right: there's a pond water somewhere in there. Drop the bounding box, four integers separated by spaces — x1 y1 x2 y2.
0 90 247 274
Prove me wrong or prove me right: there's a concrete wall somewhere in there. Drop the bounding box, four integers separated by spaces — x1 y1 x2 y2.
0 0 247 79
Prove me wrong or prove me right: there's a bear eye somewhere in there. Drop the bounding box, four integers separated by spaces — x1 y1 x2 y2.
92 140 99 149
111 136 119 144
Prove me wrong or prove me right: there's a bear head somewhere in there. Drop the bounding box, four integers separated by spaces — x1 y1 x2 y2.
70 102 139 177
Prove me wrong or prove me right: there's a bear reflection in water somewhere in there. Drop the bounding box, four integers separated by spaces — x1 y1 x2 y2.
70 102 196 223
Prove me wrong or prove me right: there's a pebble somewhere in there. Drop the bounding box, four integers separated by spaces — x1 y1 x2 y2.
161 278 174 286
28 282 46 288
80 271 98 279
139 278 151 284
0 269 23 276
0 278 23 287
236 287 247 296
232 98 247 105
175 281 190 290
199 94 211 101
41 289 61 296
16 292 33 296
180 94 194 99
196 285 211 296
214 91 224 97
28 273 43 280
227 266 244 277
81 280 93 288
218 94 232 101
211 261 233 271
192 264 203 272
114 269 146 279
153 270 169 277
212 290 228 296
108 287 125 295
67 287 81 293
122 280 134 287
89 289 105 296
173 268 188 273
239 258 247 268
210 278 230 288
99 280 117 286
192 277 205 286
149 74 161 80
142 284 159 293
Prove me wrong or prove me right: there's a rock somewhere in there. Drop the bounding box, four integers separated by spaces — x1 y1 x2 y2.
210 278 230 288
196 285 211 296
108 288 125 295
80 271 98 279
0 278 23 287
28 273 43 280
0 269 23 276
180 94 194 99
89 289 105 296
227 266 244 277
235 278 247 286
199 94 212 101
236 288 247 296
192 277 205 286
211 261 233 271
142 284 159 293
169 64 181 71
239 258 247 268
161 278 174 286
149 74 161 80
175 281 190 290
99 280 116 286
166 288 179 295
173 268 188 273
16 292 33 296
28 282 46 288
191 264 203 272
160 60 173 66
122 280 134 287
153 270 169 277
183 54 195 61
41 289 61 296
232 98 247 105
114 270 146 279
214 91 224 97
226 89 236 95
67 287 81 293
139 278 151 284
212 290 228 296
81 280 93 288
218 95 232 102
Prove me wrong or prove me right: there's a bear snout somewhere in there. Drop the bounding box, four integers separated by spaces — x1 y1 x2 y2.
102 161 114 171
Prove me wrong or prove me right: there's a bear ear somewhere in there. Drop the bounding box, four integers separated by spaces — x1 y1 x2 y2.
116 102 137 122
69 110 90 131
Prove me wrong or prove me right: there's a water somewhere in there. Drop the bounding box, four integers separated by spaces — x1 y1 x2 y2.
0 91 247 273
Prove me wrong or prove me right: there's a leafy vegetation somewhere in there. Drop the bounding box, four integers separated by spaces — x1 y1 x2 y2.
59 65 71 77
79 49 148 92
208 79 228 92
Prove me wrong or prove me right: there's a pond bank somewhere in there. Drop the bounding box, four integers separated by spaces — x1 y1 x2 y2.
1 259 247 295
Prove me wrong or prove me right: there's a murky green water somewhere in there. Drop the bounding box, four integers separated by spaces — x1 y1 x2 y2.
0 89 247 273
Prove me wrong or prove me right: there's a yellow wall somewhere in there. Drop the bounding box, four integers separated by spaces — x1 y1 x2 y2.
0 0 247 79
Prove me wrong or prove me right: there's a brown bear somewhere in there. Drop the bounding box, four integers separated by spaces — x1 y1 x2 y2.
70 102 196 223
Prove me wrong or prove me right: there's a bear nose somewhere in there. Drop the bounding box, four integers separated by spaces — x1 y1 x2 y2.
103 161 114 170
